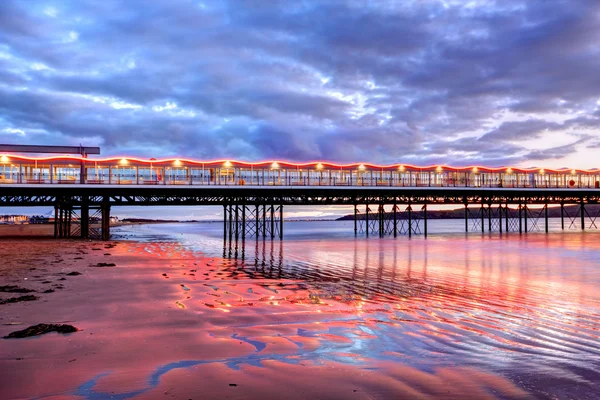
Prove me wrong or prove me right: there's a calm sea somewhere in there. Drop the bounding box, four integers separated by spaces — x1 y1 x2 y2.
113 220 600 398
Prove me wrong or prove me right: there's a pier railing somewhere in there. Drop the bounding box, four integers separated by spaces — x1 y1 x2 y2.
1 156 599 189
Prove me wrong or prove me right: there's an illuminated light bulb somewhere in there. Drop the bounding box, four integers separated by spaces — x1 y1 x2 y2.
119 158 128 165
506 167 513 174
0 155 9 163
398 165 405 171
436 166 443 172
316 163 323 170
472 167 478 173
223 160 232 168
539 168 545 175
571 169 576 175
173 159 182 166
358 164 366 171
271 161 279 169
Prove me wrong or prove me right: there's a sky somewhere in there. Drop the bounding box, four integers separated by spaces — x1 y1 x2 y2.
1 0 600 219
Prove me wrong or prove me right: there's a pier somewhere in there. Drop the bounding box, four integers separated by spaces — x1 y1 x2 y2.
0 151 599 240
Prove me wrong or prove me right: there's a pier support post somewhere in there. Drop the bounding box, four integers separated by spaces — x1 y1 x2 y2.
354 205 358 236
464 204 468 232
505 203 509 233
279 205 283 239
393 203 398 237
481 202 485 233
81 200 89 239
262 205 267 238
408 204 412 237
365 204 369 237
423 204 428 238
270 205 275 239
242 205 246 240
581 201 585 230
545 204 549 233
101 199 110 241
561 203 565 230
524 205 528 233
223 205 227 239
487 203 492 232
518 204 523 234
54 205 59 238
378 204 384 237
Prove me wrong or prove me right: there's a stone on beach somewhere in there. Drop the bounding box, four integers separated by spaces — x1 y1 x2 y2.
3 323 78 339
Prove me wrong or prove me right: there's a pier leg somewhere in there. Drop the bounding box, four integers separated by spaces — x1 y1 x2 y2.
505 203 509 233
545 204 549 233
561 203 565 230
242 205 246 240
255 205 260 238
581 201 585 230
101 200 110 241
235 205 239 239
262 205 266 238
54 206 59 238
423 204 428 238
279 205 283 239
518 204 522 234
270 205 275 239
524 205 528 233
354 205 358 236
487 204 492 232
408 205 412 237
481 203 485 233
223 205 227 238
379 204 384 237
365 204 369 237
464 204 468 232
67 206 72 237
393 203 397 237
81 201 89 239
499 205 503 233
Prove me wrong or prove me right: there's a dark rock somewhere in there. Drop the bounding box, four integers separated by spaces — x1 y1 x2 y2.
104 253 111 256
3 323 78 338
0 286 35 293
92 263 116 267
229 384 237 387
58 277 66 281
74 257 83 260
66 271 82 276
43 289 55 293
41 281 51 284
0 295 39 305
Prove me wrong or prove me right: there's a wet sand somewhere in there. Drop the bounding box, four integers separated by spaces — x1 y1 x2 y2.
0 238 531 399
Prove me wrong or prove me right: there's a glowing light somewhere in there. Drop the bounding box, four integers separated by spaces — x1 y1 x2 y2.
0 155 9 163
173 159 182 167
472 167 478 173
571 169 576 174
271 161 280 169
506 167 513 174
119 158 128 165
398 165 405 172
316 163 323 170
223 160 232 168
436 166 443 172
358 164 366 171
539 168 545 175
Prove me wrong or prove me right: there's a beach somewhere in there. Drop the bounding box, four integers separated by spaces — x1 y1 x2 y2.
2 221 600 399
0 233 539 399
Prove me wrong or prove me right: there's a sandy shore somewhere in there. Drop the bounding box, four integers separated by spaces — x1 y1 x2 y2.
0 238 530 399
0 221 149 237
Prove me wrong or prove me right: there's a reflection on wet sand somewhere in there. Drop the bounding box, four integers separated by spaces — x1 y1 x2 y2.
1 229 600 399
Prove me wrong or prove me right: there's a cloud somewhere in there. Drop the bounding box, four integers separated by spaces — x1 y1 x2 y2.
0 0 599 166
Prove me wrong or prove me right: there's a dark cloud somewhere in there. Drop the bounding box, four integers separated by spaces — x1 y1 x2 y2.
0 0 599 165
